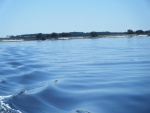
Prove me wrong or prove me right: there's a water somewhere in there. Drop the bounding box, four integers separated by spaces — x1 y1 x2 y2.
0 36 150 113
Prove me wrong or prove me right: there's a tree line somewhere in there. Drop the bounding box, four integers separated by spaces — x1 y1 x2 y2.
7 29 150 40
127 29 150 35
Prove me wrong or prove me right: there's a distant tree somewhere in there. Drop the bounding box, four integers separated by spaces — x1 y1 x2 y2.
127 29 134 34
36 33 45 40
145 30 150 34
90 31 98 37
45 34 51 39
135 30 144 35
36 33 42 40
59 32 70 37
51 32 58 39
10 35 15 38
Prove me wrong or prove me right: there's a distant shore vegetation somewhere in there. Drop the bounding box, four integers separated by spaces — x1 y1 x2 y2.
1 29 150 41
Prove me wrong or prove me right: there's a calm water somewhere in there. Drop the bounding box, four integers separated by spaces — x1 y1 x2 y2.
0 36 150 113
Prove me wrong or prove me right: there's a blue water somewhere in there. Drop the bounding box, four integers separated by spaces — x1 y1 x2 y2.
0 36 150 113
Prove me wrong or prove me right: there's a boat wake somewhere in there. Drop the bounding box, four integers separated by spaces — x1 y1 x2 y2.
0 37 150 113
0 95 22 113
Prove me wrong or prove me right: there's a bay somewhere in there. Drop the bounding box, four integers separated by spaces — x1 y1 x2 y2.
0 36 150 113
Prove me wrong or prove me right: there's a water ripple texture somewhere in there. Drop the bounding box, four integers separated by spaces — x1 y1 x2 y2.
0 36 150 113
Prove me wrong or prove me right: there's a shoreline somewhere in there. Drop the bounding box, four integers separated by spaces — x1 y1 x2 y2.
0 34 149 42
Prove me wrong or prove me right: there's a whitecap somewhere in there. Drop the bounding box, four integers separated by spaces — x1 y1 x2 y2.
0 95 12 100
0 96 22 113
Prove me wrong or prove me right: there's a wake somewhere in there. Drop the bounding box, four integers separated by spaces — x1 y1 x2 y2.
0 95 22 113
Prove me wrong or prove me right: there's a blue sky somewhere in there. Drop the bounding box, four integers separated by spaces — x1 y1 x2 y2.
0 0 150 37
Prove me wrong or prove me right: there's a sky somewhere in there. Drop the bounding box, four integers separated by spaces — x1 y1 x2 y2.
0 0 150 37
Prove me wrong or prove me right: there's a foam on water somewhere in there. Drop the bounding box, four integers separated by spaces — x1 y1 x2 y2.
0 96 22 113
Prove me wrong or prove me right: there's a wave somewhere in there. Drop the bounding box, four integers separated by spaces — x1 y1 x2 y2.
0 95 22 113
0 37 150 113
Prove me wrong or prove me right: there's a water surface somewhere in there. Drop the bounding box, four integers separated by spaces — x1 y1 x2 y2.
0 36 150 113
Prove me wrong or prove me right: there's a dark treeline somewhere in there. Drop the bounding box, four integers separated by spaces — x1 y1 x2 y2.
127 29 150 35
6 29 150 40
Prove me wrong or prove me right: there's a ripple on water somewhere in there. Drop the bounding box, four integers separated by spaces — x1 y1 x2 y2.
0 37 150 113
